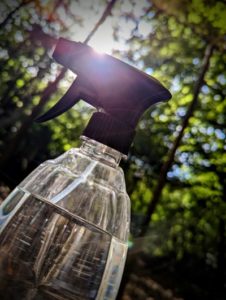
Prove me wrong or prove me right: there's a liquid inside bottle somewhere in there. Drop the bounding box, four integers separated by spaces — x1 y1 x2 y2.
0 191 127 300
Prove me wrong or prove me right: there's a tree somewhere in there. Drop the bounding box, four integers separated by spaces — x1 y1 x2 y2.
0 1 225 299
116 1 226 298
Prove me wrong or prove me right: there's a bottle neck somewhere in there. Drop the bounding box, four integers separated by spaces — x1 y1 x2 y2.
82 112 135 155
80 136 126 168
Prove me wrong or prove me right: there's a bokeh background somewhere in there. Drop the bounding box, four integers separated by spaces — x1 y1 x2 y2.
0 0 225 299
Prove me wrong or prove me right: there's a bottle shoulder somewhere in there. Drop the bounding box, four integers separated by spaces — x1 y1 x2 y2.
19 148 130 241
21 148 127 193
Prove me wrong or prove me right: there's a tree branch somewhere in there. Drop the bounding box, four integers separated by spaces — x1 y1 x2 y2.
83 0 118 44
0 0 32 30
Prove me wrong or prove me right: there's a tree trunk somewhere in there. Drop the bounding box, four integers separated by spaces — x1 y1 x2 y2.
139 43 215 237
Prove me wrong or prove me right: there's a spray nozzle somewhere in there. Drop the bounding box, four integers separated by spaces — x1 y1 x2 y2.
37 38 171 154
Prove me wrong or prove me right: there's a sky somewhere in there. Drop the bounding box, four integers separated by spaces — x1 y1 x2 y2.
58 0 151 55
53 0 152 87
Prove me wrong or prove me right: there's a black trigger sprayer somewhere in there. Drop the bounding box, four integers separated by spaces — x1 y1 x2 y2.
0 38 171 300
36 38 171 154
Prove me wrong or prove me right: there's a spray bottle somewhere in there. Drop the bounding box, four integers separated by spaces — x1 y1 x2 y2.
0 38 171 300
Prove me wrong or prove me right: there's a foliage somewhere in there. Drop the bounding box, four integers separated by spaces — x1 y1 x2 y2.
117 1 226 297
0 0 225 299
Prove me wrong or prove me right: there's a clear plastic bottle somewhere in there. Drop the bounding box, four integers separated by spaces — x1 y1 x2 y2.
0 35 171 300
0 137 130 300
